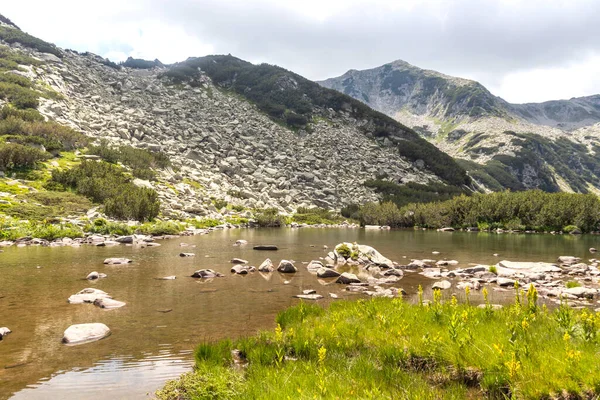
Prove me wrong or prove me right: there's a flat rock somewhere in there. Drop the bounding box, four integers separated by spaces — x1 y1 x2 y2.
294 294 323 300
180 252 195 257
62 323 111 345
303 289 317 294
68 288 111 304
258 258 274 272
307 260 325 272
558 256 581 265
103 258 132 265
253 245 278 250
93 298 126 309
277 260 297 273
156 276 176 280
563 287 597 299
497 278 516 287
231 258 248 264
336 272 361 284
498 260 560 273
432 280 451 290
235 240 248 245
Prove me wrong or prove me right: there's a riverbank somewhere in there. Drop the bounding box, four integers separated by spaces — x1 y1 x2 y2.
157 295 600 399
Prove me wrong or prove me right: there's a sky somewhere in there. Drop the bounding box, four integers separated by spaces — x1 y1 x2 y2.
3 0 600 103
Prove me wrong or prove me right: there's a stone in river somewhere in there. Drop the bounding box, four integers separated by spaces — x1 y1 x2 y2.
62 323 111 345
497 278 516 287
230 258 248 264
231 265 249 274
86 271 100 280
294 294 323 300
104 258 132 265
235 240 248 245
68 288 111 304
156 276 176 280
336 272 361 284
179 252 195 257
277 260 297 273
94 298 126 309
317 267 341 278
258 258 274 272
0 327 11 340
191 269 224 278
432 280 452 290
303 289 317 295
253 245 278 250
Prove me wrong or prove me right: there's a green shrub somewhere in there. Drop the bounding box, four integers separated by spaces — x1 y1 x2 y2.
137 220 184 235
565 281 581 289
0 142 49 170
1 191 91 220
213 199 228 210
0 81 39 109
86 219 134 236
0 26 61 57
0 105 44 122
562 225 579 234
336 243 351 258
488 265 498 275
254 208 283 227
50 161 160 221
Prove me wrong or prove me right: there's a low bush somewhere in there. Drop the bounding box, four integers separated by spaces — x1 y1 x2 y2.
0 142 49 170
0 25 61 57
254 208 283 227
50 161 160 221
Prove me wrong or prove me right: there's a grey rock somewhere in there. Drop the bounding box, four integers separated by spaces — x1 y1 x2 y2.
68 288 111 304
180 252 195 257
277 260 297 273
0 327 11 340
86 271 100 280
432 280 452 290
336 272 361 284
294 294 324 300
258 258 274 273
253 245 278 250
93 298 126 309
230 258 248 264
62 323 111 345
317 267 341 278
103 258 132 265
191 269 224 278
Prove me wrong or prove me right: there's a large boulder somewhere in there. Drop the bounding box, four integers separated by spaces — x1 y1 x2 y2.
334 243 394 268
62 323 111 345
558 256 581 265
563 287 597 299
432 280 452 290
277 260 297 273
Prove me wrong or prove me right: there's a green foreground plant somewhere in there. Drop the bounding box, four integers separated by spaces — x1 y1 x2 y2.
158 287 600 399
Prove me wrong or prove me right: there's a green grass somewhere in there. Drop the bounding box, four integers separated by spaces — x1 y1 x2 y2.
565 281 581 289
291 207 347 225
158 287 600 399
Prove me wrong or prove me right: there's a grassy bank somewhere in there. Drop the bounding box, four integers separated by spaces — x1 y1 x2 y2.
157 288 600 399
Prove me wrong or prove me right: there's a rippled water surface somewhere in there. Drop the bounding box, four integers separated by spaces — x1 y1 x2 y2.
1 228 599 399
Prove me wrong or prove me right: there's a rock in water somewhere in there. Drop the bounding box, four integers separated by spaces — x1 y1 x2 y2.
94 298 126 309
230 258 248 264
294 294 323 300
179 252 195 257
0 327 11 340
191 269 224 278
253 245 278 251
235 240 248 245
432 280 452 290
231 265 249 274
336 272 361 284
68 288 111 304
277 260 297 273
86 271 100 280
258 258 274 272
103 258 132 265
62 323 111 345
317 267 341 278
156 276 176 280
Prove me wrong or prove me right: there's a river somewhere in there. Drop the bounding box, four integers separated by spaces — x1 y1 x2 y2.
0 228 597 399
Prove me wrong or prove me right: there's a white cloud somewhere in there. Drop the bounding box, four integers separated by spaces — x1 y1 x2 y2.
2 0 600 103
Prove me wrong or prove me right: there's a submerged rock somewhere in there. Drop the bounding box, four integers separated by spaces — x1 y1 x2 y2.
62 323 111 345
191 269 224 278
180 252 195 257
277 260 297 273
94 298 126 309
235 240 248 245
157 276 176 280
68 288 111 304
230 258 248 264
294 294 323 300
103 258 132 265
253 245 278 250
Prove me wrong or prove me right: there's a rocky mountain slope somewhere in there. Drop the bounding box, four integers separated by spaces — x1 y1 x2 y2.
0 18 472 220
320 60 600 193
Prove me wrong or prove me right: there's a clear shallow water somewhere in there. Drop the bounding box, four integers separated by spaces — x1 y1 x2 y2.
1 228 599 399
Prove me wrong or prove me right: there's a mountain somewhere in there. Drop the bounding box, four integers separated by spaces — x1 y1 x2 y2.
320 60 600 193
0 16 472 220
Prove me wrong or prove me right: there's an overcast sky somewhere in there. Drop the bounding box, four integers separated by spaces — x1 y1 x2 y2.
4 0 600 103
